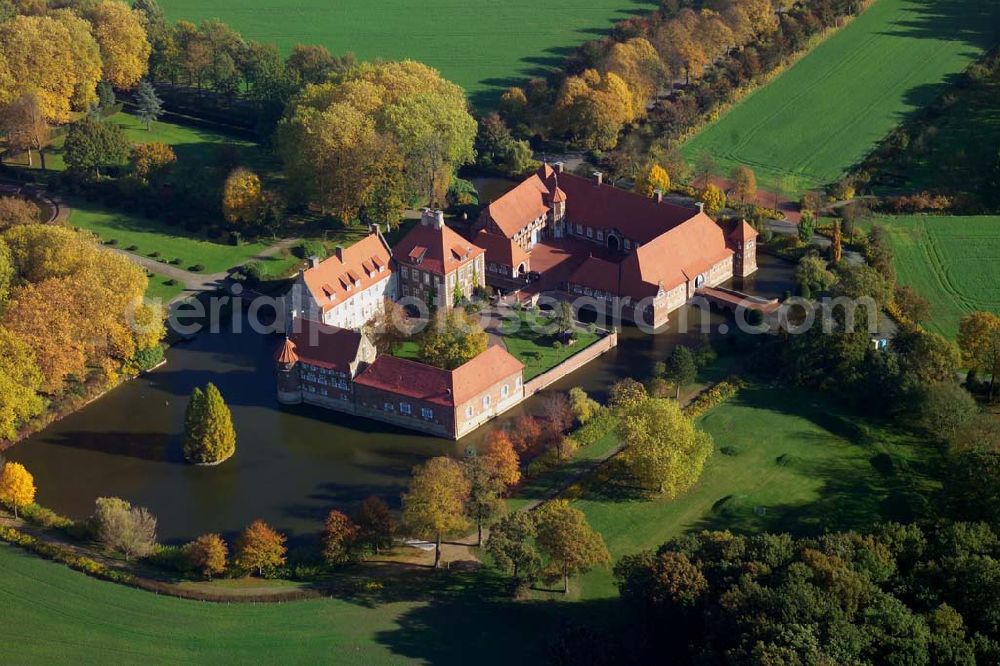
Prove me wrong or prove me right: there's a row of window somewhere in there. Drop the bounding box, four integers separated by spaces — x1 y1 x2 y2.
462 379 521 420
573 224 635 250
383 401 435 420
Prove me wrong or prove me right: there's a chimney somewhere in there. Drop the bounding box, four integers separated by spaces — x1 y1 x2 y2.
593 171 603 187
553 161 565 173
335 245 345 262
654 189 663 203
695 202 705 214
434 209 445 229
307 256 320 269
369 223 381 235
420 207 433 226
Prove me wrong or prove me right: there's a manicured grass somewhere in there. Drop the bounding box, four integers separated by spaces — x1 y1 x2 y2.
872 215 1000 338
70 201 274 275
144 273 187 303
571 384 938 599
0 542 583 664
157 0 656 107
499 311 601 381
680 0 999 194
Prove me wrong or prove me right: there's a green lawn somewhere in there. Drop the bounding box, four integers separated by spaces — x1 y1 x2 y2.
0 543 592 664
680 0 999 194
499 312 601 381
71 201 277 275
144 272 187 303
571 384 938 599
873 215 1000 338
157 0 656 107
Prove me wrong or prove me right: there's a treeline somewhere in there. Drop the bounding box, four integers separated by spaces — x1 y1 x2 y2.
497 0 869 159
0 197 164 444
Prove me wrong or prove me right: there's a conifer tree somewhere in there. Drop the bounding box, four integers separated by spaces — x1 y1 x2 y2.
183 383 236 464
134 80 163 130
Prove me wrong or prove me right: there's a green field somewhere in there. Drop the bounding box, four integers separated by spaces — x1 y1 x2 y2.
0 543 593 664
144 272 187 303
680 0 999 194
157 0 654 107
10 112 267 174
572 384 937 599
874 215 1000 338
70 201 280 275
499 312 601 380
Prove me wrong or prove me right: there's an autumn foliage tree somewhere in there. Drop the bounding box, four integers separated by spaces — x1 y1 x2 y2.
93 496 157 561
699 183 726 216
235 519 287 576
0 326 43 442
185 533 228 579
402 456 471 568
183 383 236 464
958 312 1000 400
355 495 396 555
417 309 487 370
222 168 264 226
88 0 152 89
481 430 521 488
0 93 50 169
464 453 506 546
130 142 176 181
322 509 359 566
634 163 670 197
0 461 35 519
732 165 757 206
534 499 610 593
552 69 634 150
618 396 713 496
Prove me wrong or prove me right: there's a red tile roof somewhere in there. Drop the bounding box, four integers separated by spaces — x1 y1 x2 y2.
282 318 364 372
354 345 524 407
274 337 299 364
474 229 529 269
483 173 552 237
567 256 622 294
393 220 484 276
729 219 759 242
301 233 392 313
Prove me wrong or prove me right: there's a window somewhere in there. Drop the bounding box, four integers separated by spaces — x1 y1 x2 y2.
586 227 593 238
466 406 474 418
399 402 411 415
597 231 604 241
515 377 522 389
501 384 509 398
483 395 491 408
423 273 430 285
576 223 582 234
421 407 433 420
384 402 394 412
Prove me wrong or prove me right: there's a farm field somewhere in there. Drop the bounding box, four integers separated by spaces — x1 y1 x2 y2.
156 0 654 107
680 0 1000 194
873 215 1000 338
571 384 937 599
0 543 573 665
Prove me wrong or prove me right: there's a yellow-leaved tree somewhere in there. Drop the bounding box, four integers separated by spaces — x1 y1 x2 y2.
699 183 726 216
417 308 487 370
402 456 471 568
234 519 287 576
131 142 176 181
0 15 82 123
0 326 44 442
552 68 634 150
617 396 713 497
0 461 36 518
222 167 263 226
602 37 663 117
634 163 671 197
958 311 1000 401
52 9 103 111
88 0 151 89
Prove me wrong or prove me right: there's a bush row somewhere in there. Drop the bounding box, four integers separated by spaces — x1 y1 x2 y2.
683 376 747 420
0 525 136 586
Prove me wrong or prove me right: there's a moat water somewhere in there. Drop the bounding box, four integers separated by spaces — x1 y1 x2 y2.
8 179 795 543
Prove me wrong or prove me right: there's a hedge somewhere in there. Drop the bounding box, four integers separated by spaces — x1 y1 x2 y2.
683 377 746 419
0 525 136 586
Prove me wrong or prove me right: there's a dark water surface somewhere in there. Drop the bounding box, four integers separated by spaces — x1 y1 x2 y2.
9 180 794 542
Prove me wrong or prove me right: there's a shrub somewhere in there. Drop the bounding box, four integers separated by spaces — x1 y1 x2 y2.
148 251 160 258
573 410 616 447
683 377 746 419
295 240 326 260
130 345 165 372
720 446 741 457
105 238 119 246
169 258 182 265
20 503 74 530
125 244 138 251
189 264 205 272
164 278 177 286
242 261 265 285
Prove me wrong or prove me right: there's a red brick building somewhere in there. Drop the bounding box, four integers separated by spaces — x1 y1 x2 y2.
476 164 759 327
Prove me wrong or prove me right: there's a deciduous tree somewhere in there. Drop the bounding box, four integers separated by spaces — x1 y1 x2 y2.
0 196 40 230
634 163 670 197
402 456 470 568
0 461 35 518
355 495 395 555
234 519 287 576
417 309 487 370
0 93 50 169
534 499 610 593
618 396 713 496
93 496 157 561
568 387 601 425
322 509 359 566
0 15 84 123
664 345 697 400
63 117 130 175
699 183 726 216
185 533 228 579
486 511 540 585
130 141 175 181
222 167 263 226
464 453 505 546
957 311 1000 400
89 0 152 89
481 430 521 488
732 165 757 205
608 378 647 411
0 326 43 442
